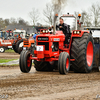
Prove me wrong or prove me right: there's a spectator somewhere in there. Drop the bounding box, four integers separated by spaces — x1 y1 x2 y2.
33 32 37 39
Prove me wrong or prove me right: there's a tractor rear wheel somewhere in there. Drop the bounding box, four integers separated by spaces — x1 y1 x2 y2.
18 47 23 54
71 33 94 73
16 39 23 54
34 60 53 71
58 52 70 74
12 43 18 53
19 50 32 73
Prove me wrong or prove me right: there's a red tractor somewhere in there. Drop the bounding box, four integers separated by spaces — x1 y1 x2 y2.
0 30 14 53
19 14 94 74
12 29 27 54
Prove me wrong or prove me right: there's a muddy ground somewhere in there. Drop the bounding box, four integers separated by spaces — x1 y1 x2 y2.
0 53 100 100
0 52 20 59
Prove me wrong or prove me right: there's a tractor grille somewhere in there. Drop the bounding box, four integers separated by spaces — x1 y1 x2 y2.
38 37 49 41
24 40 29 45
38 42 49 50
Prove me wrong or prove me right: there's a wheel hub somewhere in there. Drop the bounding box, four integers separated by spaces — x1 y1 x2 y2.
66 58 69 69
0 48 4 52
27 55 31 67
86 41 93 67
19 42 23 47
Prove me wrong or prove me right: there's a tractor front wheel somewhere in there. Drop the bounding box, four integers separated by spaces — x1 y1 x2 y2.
0 47 5 53
19 50 32 73
58 52 70 75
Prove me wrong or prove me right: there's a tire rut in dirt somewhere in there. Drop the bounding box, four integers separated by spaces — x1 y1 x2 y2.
71 33 94 73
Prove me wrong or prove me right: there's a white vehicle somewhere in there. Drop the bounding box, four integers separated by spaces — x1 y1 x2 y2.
13 29 26 38
84 27 100 37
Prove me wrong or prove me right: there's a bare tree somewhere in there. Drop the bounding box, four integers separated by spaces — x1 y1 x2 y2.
4 19 10 26
43 0 67 26
43 3 54 25
81 11 92 27
29 8 39 25
0 18 5 29
17 17 29 25
9 17 17 24
90 3 100 27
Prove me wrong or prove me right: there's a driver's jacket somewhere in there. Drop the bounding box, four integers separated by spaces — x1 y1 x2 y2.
56 23 70 37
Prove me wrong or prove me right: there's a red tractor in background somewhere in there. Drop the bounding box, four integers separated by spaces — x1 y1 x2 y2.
19 14 94 74
0 30 14 53
12 29 27 54
23 38 35 56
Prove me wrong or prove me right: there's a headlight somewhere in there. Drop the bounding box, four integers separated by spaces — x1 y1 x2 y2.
43 30 46 33
74 31 77 34
77 31 80 34
46 30 48 33
51 45 54 48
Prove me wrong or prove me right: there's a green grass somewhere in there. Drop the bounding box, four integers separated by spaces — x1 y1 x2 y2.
0 59 16 63
0 64 19 67
5 49 14 53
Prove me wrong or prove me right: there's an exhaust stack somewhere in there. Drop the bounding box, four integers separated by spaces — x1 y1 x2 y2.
53 14 58 35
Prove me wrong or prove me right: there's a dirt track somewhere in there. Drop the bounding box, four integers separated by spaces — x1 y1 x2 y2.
0 52 19 59
0 66 100 100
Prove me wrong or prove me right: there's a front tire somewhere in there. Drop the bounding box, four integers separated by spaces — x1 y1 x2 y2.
71 33 94 73
58 52 70 75
0 47 5 53
19 50 32 73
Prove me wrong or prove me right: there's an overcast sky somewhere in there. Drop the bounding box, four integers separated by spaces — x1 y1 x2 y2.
0 0 100 25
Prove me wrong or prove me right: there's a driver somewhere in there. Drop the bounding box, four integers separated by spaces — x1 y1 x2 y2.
56 17 70 45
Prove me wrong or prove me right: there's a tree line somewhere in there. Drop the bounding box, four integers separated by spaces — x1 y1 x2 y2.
29 1 100 28
0 17 29 30
75 3 100 27
0 1 100 30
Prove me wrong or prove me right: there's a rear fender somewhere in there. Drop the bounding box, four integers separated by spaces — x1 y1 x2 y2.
72 30 90 37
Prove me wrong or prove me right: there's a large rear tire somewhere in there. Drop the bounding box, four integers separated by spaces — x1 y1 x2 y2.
19 50 32 73
16 39 23 54
71 33 94 73
12 43 18 53
34 60 53 71
18 47 23 54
